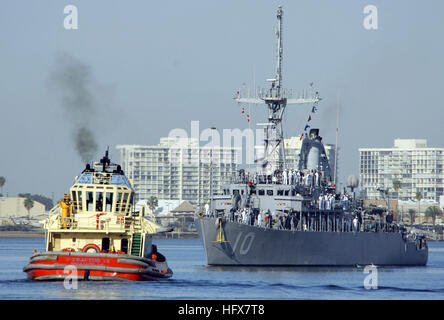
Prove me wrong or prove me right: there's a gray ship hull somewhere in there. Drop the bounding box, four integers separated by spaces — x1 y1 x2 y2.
196 217 428 266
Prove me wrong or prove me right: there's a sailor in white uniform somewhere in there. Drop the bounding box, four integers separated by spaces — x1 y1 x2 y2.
283 169 288 185
353 216 359 232
205 201 210 216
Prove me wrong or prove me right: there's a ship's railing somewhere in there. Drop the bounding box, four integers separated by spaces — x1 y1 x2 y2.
213 208 410 236
93 172 112 184
76 172 134 191
229 171 330 189
49 213 128 232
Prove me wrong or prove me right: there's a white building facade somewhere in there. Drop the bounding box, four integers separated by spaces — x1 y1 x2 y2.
116 138 239 207
359 139 444 202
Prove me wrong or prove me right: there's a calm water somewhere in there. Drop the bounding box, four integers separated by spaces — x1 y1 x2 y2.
0 237 443 300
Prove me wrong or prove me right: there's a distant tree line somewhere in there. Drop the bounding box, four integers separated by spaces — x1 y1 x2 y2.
17 193 54 211
0 176 5 195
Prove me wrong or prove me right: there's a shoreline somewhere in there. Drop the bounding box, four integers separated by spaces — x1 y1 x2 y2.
0 231 45 238
0 230 199 239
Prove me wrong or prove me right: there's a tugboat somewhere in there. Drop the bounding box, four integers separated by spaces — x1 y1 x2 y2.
23 150 173 281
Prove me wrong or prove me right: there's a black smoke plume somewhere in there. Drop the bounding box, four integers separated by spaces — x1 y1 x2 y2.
49 53 100 163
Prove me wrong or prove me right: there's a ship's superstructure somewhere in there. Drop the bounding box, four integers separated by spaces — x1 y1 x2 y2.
195 6 428 267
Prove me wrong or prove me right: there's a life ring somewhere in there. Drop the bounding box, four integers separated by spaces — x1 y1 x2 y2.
82 243 100 253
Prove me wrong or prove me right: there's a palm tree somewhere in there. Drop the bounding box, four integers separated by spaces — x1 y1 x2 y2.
392 179 402 220
23 197 34 220
147 196 158 216
415 191 423 222
425 206 442 227
0 176 5 195
408 209 416 225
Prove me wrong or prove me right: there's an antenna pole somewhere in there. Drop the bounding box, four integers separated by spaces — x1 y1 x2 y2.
334 92 340 187
276 5 283 95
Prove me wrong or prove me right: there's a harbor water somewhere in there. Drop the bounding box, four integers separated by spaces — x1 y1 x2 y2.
0 237 443 300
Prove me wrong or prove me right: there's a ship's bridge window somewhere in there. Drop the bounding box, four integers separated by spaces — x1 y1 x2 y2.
277 190 284 196
71 191 77 212
233 190 239 195
96 191 103 211
284 189 290 196
267 190 273 196
122 193 129 213
258 189 265 196
86 191 94 211
77 191 83 210
116 192 123 212
105 192 113 212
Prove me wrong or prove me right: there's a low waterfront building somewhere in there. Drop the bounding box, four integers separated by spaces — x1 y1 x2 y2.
0 197 46 224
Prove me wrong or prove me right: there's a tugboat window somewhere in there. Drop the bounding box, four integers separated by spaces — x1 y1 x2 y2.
77 191 83 210
96 192 103 211
267 190 273 196
122 193 129 212
86 191 94 211
116 192 123 212
258 190 265 196
71 191 77 211
105 192 113 212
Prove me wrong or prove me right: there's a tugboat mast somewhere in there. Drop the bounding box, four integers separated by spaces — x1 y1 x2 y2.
235 5 321 175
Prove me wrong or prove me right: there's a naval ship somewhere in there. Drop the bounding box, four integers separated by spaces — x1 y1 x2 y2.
195 6 428 266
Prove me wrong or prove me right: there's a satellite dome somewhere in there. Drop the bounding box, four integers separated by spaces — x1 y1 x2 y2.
347 175 359 188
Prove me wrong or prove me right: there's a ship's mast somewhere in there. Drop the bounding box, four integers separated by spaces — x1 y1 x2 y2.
235 5 321 174
275 6 283 95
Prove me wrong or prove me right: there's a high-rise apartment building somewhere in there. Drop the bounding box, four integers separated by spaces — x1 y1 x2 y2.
359 139 444 202
116 138 239 206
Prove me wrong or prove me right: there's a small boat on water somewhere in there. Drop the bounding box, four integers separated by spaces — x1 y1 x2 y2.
23 150 173 281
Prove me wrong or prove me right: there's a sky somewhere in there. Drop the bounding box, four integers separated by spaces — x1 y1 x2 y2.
1 0 443 202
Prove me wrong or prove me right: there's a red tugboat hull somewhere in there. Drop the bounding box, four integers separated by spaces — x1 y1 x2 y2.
23 251 173 281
